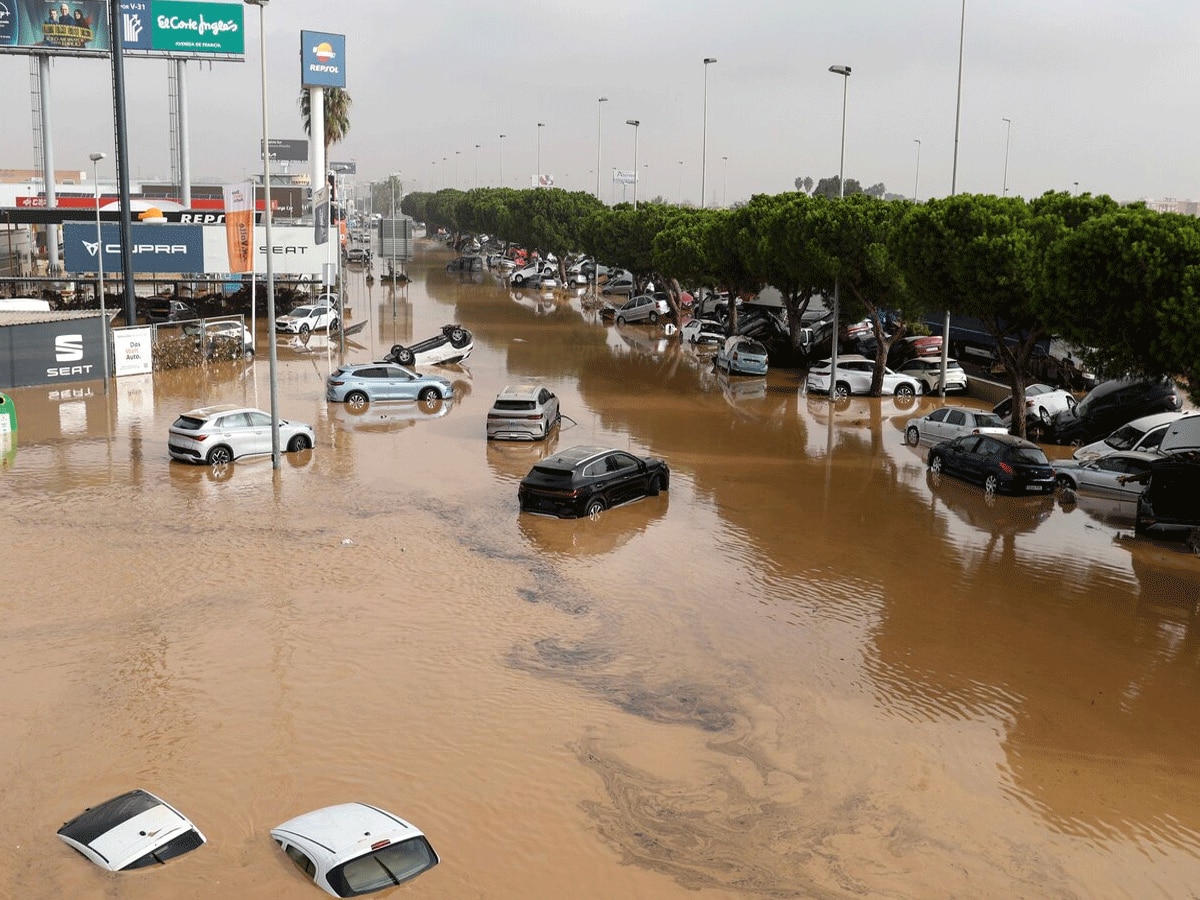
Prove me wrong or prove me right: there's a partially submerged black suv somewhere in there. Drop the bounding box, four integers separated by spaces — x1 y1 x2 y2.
518 445 669 518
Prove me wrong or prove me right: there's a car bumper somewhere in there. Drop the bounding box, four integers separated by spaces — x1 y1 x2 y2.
168 442 204 463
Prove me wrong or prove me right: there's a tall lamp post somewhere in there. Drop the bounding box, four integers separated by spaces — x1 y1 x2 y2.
536 122 545 187
1001 117 1012 196
701 57 716 208
245 0 280 467
90 151 109 394
677 160 684 204
455 150 460 189
596 97 608 200
827 64 851 403
626 119 640 208
912 139 921 201
940 0 967 398
498 134 505 187
722 155 728 207
474 144 480 188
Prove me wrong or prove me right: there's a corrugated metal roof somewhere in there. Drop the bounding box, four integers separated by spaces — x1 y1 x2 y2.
0 310 104 327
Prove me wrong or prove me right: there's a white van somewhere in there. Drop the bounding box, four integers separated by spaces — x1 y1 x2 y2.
0 297 52 312
1159 414 1200 455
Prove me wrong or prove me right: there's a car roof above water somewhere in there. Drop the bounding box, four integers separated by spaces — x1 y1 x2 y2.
540 445 612 470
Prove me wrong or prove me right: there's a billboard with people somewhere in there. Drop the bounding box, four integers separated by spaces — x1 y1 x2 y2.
0 0 111 54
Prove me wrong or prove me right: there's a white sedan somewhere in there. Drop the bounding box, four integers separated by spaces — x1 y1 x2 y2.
806 354 921 399
681 318 725 345
905 406 1009 446
992 382 1077 426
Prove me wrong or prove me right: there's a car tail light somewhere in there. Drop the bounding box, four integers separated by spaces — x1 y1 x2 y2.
329 380 344 386
999 461 1014 474
370 840 392 850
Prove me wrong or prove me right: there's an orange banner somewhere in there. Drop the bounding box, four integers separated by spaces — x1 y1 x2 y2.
222 182 255 273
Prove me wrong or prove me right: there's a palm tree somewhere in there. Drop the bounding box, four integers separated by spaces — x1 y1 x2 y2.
298 87 352 157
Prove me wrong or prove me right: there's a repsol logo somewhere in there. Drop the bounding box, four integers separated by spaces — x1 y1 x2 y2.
179 213 226 224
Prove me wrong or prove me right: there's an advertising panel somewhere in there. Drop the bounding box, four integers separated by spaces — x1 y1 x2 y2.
0 0 111 54
0 316 105 388
201 225 323 276
62 222 205 274
300 29 344 88
150 0 242 55
262 138 308 162
0 0 242 57
222 181 254 274
111 326 153 376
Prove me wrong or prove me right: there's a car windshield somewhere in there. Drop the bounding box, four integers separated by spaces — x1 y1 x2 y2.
291 307 313 316
975 413 1004 428
330 837 437 895
740 340 767 355
1008 446 1050 465
1104 423 1144 450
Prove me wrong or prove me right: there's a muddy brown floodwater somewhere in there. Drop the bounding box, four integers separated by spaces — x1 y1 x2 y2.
3 240 1200 899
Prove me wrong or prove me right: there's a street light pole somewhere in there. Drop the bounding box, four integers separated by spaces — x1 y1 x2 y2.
90 151 109 395
455 150 460 189
701 57 716 208
827 64 851 404
722 155 728 208
245 0 280 467
942 0 967 398
498 134 505 187
677 160 684 204
626 119 640 209
1001 117 1012 196
474 144 480 189
596 97 608 201
913 139 921 201
537 123 545 187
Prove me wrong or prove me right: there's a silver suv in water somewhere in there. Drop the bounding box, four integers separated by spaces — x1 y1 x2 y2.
486 384 561 441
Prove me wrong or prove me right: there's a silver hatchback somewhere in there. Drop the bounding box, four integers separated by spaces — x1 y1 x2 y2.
613 294 671 325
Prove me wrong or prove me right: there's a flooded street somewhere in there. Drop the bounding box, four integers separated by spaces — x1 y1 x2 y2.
4 240 1200 899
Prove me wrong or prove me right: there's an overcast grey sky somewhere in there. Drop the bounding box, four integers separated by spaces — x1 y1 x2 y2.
2 1 1199 206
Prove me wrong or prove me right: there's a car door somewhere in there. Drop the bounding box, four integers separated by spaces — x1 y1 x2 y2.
214 411 255 458
538 389 558 426
380 365 419 400
943 435 983 480
966 436 1004 484
922 408 950 442
245 410 273 456
942 409 968 440
605 451 645 505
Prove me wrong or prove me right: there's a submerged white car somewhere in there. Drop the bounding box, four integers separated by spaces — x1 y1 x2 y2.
272 803 439 897
276 304 339 335
57 789 206 872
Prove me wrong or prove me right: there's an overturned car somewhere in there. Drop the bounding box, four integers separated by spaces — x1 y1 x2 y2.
383 324 474 367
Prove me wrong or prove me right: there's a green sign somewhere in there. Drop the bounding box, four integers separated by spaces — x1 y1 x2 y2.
151 0 243 55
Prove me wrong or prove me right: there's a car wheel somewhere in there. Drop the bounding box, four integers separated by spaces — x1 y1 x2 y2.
1187 528 1200 558
616 315 626 326
920 381 931 395
345 390 369 411
905 426 921 447
208 445 233 465
1027 421 1046 442
449 327 469 347
1055 474 1075 492
647 475 661 497
1039 406 1051 424
299 324 310 336
397 347 416 366
895 383 916 400
328 318 340 332
287 434 311 452
648 312 659 325
585 497 606 518
418 387 440 402
833 381 851 400
930 455 943 475
984 474 1000 496
512 274 525 286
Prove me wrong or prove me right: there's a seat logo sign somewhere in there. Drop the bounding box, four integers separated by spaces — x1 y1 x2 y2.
56 335 84 362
